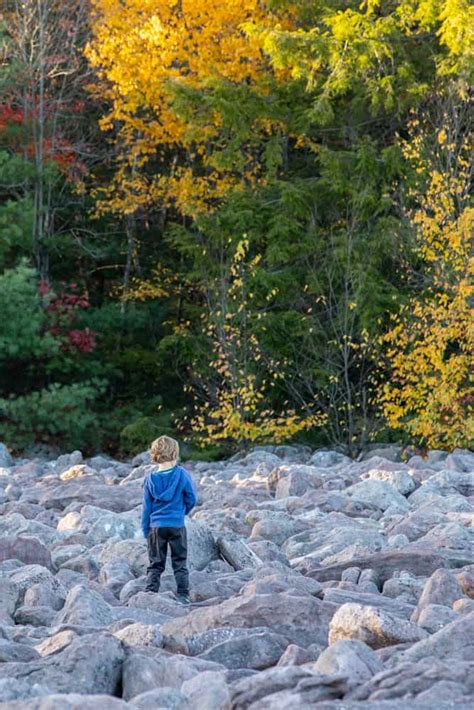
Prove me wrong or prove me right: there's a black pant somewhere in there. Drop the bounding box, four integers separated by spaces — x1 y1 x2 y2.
146 526 189 595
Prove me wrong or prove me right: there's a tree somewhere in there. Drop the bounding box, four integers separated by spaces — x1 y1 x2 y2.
185 237 323 448
2 0 91 278
86 0 280 218
381 97 473 448
0 262 103 450
266 141 406 454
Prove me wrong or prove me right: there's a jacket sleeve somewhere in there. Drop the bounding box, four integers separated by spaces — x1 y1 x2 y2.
141 477 153 537
182 470 197 515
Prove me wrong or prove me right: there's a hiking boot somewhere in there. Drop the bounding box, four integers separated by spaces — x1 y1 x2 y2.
177 593 191 604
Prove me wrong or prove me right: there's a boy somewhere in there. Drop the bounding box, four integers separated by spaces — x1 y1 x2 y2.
141 435 197 603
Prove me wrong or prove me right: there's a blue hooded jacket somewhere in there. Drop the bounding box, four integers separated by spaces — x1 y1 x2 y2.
141 465 197 536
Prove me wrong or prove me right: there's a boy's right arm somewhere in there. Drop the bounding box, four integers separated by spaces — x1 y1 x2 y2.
141 478 152 537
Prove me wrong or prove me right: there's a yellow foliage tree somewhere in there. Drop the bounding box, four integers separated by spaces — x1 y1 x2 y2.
187 238 325 447
381 104 473 448
86 0 291 216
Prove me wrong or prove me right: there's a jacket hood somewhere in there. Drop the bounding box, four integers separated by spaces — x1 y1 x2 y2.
146 466 183 503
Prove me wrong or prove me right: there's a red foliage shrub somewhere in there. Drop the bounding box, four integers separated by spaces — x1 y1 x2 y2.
39 281 97 353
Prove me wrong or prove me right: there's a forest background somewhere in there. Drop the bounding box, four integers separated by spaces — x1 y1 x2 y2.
0 0 472 458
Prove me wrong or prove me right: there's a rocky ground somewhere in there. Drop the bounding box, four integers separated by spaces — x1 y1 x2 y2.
0 441 473 709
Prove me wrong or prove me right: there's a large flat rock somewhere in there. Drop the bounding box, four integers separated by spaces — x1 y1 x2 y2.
306 548 471 583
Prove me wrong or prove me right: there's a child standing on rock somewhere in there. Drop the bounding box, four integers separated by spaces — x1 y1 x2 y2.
141 435 197 604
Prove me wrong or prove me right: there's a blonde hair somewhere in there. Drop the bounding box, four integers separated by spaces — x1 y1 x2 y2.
150 435 179 464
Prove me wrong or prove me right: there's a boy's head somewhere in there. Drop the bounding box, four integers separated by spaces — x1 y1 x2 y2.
150 435 179 464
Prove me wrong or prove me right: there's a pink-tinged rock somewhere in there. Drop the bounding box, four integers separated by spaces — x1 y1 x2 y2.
0 535 54 571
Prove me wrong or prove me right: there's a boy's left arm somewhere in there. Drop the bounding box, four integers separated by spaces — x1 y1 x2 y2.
141 478 153 537
182 470 197 515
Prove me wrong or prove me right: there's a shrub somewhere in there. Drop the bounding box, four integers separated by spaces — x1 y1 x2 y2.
0 261 57 360
119 409 175 454
0 380 105 451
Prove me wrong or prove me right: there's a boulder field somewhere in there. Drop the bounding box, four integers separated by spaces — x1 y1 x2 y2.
0 442 473 709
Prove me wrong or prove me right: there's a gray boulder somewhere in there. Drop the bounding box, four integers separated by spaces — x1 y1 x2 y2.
121 650 224 700
416 604 459 633
0 678 49 704
126 591 188 618
24 583 65 611
446 449 474 471
58 505 140 544
181 670 231 709
329 603 427 649
130 687 191 709
277 643 321 666
0 639 40 662
267 464 325 498
99 560 134 597
250 517 310 547
241 569 322 599
362 468 416 496
0 632 124 700
165 626 271 656
283 516 385 568
314 639 383 689
391 611 474 664
382 571 426 604
344 480 409 512
360 447 403 463
233 669 347 709
0 577 20 624
185 518 220 571
14 605 56 627
97 539 148 576
411 568 464 622
199 631 288 669
54 585 113 628
349 657 474 702
230 666 314 710
39 480 140 513
9 566 63 604
51 544 88 569
446 450 474 473
247 539 290 566
386 506 448 542
306 548 452 583
453 598 474 614
216 533 263 571
415 521 473 553
323 588 415 619
59 551 99 580
429 468 474 495
275 469 322 499
183 570 247 602
119 576 147 604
